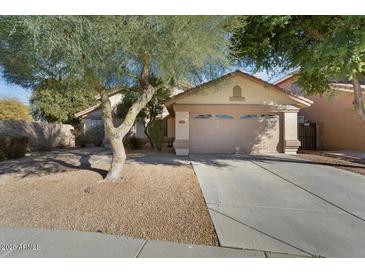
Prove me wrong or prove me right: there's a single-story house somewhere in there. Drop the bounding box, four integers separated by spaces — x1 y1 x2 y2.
275 72 365 151
164 70 312 155
75 70 312 155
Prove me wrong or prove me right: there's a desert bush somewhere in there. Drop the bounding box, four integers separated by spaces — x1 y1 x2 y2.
0 133 29 159
75 134 90 147
76 125 104 147
0 98 31 121
125 136 144 150
0 149 7 161
148 120 164 151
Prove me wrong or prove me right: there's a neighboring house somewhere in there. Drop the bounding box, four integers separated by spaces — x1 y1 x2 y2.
275 73 365 151
164 70 312 155
74 85 188 145
74 89 143 145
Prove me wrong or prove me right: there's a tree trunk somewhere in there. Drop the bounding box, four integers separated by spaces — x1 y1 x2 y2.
100 85 157 181
105 138 126 181
99 57 160 182
352 73 365 123
101 90 154 182
144 125 154 149
100 92 126 182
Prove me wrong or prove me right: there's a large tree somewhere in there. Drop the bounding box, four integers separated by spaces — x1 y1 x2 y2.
230 16 365 122
0 16 229 181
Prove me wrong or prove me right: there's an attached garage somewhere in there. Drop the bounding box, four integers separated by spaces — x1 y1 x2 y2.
164 70 312 155
189 111 281 154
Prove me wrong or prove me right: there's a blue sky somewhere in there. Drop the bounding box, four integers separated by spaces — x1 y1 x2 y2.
0 69 287 105
0 75 32 105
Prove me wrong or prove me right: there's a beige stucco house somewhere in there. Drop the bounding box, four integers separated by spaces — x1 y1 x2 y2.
275 73 365 151
164 70 312 155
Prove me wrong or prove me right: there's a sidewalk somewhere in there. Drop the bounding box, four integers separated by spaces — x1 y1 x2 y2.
0 227 309 258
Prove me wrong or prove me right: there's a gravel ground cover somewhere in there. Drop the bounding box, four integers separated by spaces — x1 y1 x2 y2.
297 151 365 176
0 150 218 246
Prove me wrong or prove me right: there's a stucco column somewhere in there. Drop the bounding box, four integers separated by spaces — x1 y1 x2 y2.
283 110 301 154
173 111 189 155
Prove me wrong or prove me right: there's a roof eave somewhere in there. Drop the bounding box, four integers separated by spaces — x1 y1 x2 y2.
74 103 102 118
165 70 313 108
272 68 300 85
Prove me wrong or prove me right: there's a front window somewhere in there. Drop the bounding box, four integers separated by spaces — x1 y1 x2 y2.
193 114 212 119
240 114 257 119
215 114 234 120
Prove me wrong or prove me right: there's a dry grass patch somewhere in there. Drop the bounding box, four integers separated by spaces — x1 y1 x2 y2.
0 160 218 246
297 152 365 176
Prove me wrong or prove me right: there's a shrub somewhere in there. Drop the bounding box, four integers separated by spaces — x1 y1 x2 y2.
76 133 102 147
75 134 89 147
0 133 29 159
0 98 32 121
125 136 144 150
0 149 7 162
148 120 164 151
75 125 104 147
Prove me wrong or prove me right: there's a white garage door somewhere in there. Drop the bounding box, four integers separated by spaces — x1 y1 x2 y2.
189 113 281 154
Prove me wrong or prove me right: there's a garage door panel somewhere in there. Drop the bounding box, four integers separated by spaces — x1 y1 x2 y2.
189 115 280 154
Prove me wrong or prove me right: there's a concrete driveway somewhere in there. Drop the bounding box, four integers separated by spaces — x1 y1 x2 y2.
190 154 365 257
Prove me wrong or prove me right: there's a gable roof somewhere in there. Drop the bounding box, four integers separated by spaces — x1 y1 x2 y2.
273 70 299 86
164 70 312 107
274 71 365 94
74 103 103 118
331 83 365 93
74 87 123 118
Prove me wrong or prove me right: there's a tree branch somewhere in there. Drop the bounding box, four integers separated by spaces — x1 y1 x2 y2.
117 56 157 136
117 85 156 136
140 55 150 88
154 74 174 91
352 73 365 123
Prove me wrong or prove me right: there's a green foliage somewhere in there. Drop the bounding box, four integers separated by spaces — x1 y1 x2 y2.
116 79 171 123
143 85 171 122
0 16 231 162
148 120 164 151
125 136 144 150
116 92 140 121
230 16 365 95
31 79 97 124
0 132 29 159
0 98 31 121
0 149 6 161
0 16 230 91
